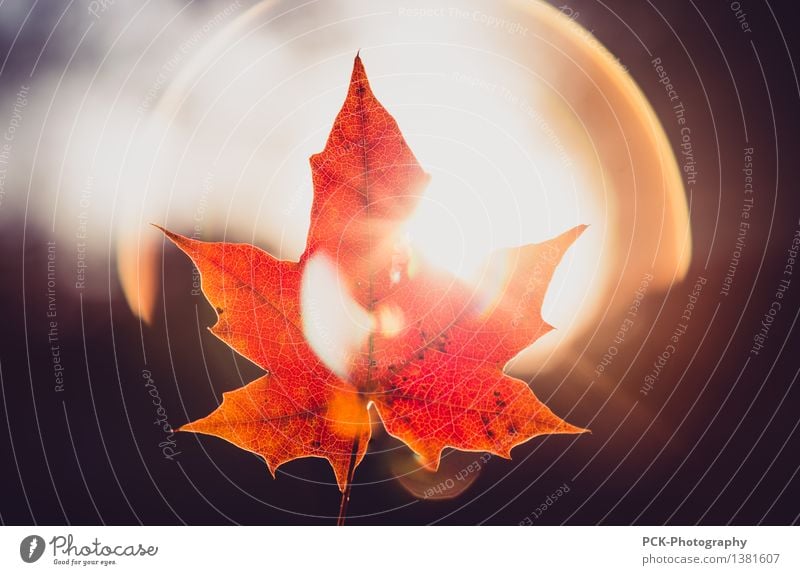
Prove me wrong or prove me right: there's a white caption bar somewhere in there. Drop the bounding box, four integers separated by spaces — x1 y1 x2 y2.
1 526 797 574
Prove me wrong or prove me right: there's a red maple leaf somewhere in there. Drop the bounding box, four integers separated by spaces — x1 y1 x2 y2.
160 55 586 519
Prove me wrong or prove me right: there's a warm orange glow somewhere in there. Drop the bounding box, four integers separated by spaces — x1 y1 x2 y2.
117 233 159 325
325 388 367 439
116 0 690 373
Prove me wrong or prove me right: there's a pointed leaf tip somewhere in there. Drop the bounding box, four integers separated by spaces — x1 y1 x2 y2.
350 52 368 87
155 226 198 256
153 224 179 244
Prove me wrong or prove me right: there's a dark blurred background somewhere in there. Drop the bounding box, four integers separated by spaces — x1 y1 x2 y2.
0 0 798 525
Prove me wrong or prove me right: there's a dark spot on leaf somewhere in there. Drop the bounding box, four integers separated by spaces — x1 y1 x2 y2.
486 429 495 439
215 307 224 314
493 391 501 397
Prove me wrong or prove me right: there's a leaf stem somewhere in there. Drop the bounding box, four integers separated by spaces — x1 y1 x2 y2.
337 435 361 526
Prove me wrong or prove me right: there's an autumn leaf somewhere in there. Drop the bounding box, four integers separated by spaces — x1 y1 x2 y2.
160 54 587 505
